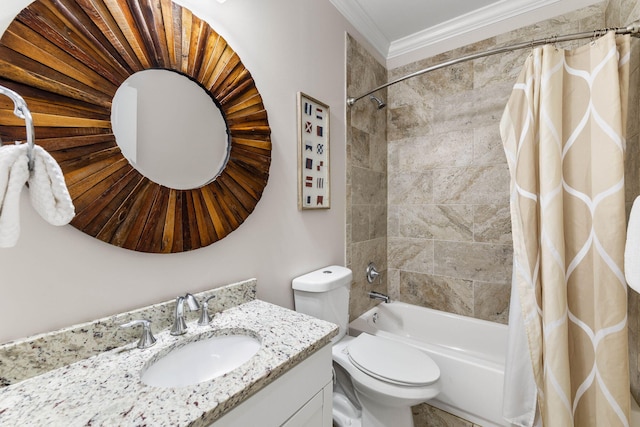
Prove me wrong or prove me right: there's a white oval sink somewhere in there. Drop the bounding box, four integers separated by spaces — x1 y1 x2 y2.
141 333 261 388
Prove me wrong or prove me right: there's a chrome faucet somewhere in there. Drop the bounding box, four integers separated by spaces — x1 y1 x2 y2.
368 291 390 303
170 293 200 336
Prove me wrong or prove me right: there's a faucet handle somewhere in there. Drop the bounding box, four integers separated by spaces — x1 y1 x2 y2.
366 262 380 284
198 295 217 326
121 319 157 349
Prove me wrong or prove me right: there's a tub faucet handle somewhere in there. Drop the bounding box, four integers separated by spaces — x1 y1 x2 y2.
366 262 380 284
121 319 157 349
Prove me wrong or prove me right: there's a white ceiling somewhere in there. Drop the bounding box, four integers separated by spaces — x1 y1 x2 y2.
330 0 602 68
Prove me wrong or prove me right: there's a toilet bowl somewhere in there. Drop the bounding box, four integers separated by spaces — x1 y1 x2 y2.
332 334 440 427
292 266 441 427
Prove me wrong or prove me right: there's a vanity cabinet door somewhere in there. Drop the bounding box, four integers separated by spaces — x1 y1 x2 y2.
212 345 332 426
282 383 332 427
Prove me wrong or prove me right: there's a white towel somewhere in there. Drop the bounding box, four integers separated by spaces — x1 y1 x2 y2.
28 145 75 226
0 143 75 248
0 144 29 247
625 195 640 293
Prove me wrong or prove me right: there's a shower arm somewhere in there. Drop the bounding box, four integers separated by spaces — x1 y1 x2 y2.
347 21 640 107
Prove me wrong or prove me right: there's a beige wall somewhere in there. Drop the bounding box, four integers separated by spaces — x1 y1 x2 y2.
0 0 374 344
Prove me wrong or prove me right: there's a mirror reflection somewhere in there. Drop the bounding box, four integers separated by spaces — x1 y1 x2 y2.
111 69 229 190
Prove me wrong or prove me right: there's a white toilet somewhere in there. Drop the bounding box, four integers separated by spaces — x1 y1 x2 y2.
292 266 440 427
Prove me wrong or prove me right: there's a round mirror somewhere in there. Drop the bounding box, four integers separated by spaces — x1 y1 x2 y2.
0 0 272 253
111 69 230 190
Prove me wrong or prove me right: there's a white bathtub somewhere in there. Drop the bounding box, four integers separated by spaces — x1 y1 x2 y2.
350 301 640 427
349 301 508 426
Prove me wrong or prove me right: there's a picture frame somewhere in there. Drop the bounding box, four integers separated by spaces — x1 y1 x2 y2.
297 92 330 210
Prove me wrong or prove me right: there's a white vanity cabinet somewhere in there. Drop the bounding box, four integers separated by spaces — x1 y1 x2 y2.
212 344 333 426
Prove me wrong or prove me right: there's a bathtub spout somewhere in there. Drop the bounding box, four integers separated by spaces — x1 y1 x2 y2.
368 291 390 303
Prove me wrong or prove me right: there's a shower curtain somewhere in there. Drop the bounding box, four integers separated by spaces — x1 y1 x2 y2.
500 31 630 426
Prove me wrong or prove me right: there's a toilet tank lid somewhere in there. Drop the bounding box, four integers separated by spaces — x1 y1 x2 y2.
292 265 353 292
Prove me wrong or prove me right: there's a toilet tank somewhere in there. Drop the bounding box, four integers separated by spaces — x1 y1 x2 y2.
292 266 352 342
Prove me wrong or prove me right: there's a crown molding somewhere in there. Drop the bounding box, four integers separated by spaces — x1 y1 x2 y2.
330 0 602 67
387 0 601 61
328 0 390 59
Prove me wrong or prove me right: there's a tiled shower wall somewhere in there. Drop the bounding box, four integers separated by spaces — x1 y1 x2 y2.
385 3 613 325
346 34 388 321
346 0 640 417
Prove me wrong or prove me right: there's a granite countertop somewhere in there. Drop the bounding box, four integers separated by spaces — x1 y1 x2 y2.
0 299 338 427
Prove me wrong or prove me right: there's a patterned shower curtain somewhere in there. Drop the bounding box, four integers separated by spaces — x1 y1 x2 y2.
500 32 630 426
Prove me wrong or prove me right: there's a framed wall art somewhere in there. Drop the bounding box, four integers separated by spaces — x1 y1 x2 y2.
297 92 330 210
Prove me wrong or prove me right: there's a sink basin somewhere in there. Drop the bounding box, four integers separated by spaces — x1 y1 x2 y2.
141 333 261 388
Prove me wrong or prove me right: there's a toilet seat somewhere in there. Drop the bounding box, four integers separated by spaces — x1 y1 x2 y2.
347 333 439 387
332 335 441 408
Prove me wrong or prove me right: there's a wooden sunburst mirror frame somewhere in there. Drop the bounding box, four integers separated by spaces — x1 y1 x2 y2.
0 0 271 253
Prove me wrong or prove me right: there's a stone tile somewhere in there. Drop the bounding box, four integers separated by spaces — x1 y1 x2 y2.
434 241 512 284
396 130 474 171
432 165 510 205
400 60 473 100
605 0 619 27
628 286 640 401
628 66 640 139
349 238 388 320
473 281 511 324
473 204 512 244
398 205 473 241
412 403 473 427
352 205 370 243
345 143 352 187
388 237 434 274
495 11 585 46
347 38 387 136
370 204 387 239
575 4 607 32
388 102 433 141
625 135 640 203
388 204 400 237
351 126 370 169
399 271 473 316
346 34 387 326
388 137 401 171
474 48 529 88
352 238 387 274
473 124 507 166
352 166 386 206
370 124 388 174
388 78 428 109
388 171 433 205
388 268 400 299
347 35 386 97
621 0 640 24
428 82 512 136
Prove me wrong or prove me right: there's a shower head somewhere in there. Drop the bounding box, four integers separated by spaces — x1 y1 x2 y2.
369 95 386 110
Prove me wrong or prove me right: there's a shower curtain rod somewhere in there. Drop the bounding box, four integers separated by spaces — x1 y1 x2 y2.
347 21 640 107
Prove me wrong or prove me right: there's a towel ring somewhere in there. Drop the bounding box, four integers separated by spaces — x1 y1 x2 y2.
0 85 35 170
